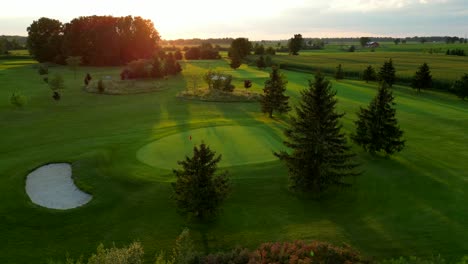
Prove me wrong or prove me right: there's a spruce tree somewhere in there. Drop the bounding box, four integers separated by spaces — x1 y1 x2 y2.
453 73 468 100
362 65 376 83
411 62 432 93
378 59 396 87
172 142 230 219
260 66 291 118
352 82 405 155
275 72 359 193
335 64 344 80
256 55 266 69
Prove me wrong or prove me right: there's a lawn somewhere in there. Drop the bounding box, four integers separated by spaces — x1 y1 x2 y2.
0 54 468 263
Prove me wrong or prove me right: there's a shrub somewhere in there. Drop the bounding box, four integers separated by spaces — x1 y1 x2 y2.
125 59 153 79
244 80 252 89
97 79 105 93
379 255 446 264
203 70 235 92
249 240 365 264
84 73 92 86
202 247 250 264
87 242 144 264
38 63 48 75
49 74 65 91
10 91 27 107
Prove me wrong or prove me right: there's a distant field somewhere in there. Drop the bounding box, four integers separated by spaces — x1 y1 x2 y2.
268 49 468 89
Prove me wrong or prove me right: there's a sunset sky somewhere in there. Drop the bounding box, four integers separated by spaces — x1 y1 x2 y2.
1 0 467 40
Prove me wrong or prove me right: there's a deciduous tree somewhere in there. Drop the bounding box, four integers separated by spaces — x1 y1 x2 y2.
65 56 82 79
27 17 63 62
288 34 303 55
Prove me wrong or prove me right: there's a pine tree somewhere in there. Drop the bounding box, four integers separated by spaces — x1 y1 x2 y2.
172 143 230 219
362 65 376 83
352 82 405 155
378 59 396 87
256 55 266 69
453 73 468 100
260 67 291 118
411 62 432 92
275 72 359 193
335 64 344 80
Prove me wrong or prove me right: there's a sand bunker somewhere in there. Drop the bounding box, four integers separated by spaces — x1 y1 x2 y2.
25 163 92 210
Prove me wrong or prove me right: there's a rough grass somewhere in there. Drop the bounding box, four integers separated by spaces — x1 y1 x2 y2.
85 78 168 95
0 52 467 263
177 88 261 102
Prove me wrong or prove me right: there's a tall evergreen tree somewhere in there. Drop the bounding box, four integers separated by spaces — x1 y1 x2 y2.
275 72 359 193
362 65 377 83
352 82 405 155
172 143 230 219
411 62 432 92
452 73 468 100
260 67 291 118
378 59 396 87
335 64 344 80
256 55 266 69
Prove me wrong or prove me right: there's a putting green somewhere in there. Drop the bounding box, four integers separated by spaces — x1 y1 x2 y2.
137 126 284 169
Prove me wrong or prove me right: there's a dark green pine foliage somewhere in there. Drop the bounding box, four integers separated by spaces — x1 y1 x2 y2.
411 62 432 92
362 65 377 83
260 67 291 118
352 82 405 155
378 59 396 87
453 73 468 100
335 64 344 80
275 72 359 193
172 143 230 219
256 55 266 69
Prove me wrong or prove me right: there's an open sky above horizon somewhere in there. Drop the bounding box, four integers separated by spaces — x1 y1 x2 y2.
1 0 467 40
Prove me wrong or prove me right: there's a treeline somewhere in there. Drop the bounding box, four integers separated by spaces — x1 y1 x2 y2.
27 16 160 65
161 38 234 46
0 36 25 54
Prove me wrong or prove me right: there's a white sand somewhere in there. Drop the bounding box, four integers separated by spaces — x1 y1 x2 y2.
25 163 92 210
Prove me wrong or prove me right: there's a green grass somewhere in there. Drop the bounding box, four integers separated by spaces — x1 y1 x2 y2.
1 53 468 263
270 51 468 84
137 125 284 169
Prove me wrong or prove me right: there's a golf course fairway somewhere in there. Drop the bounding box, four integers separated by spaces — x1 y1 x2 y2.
137 125 284 169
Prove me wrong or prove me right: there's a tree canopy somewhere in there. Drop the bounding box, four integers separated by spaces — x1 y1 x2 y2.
27 16 160 65
288 34 303 55
27 17 64 63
